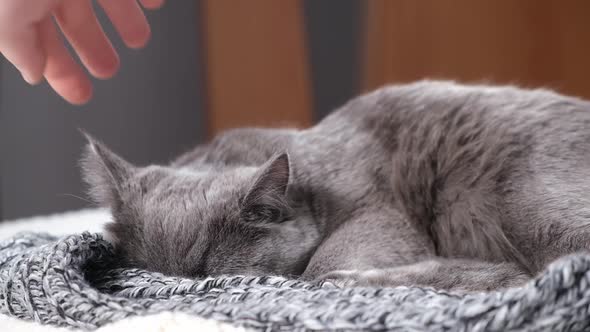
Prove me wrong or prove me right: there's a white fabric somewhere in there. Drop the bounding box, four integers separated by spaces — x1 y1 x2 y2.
0 312 247 332
0 208 110 239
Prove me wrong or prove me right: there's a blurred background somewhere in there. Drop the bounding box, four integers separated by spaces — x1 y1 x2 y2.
1 0 589 221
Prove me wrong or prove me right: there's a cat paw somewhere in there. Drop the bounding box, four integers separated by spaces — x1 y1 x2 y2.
316 269 387 288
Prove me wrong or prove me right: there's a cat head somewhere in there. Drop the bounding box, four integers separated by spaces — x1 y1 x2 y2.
80 134 320 278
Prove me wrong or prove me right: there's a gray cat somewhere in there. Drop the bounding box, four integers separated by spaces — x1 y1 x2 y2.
81 80 590 292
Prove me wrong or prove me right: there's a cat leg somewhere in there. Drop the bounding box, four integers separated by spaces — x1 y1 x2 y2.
302 208 436 280
317 258 530 292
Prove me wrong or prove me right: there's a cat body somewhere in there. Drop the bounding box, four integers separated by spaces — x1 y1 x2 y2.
83 81 590 292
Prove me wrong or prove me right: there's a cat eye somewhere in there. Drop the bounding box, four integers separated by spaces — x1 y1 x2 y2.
242 204 284 224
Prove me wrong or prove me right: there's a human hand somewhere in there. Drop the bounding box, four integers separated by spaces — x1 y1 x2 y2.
0 0 164 105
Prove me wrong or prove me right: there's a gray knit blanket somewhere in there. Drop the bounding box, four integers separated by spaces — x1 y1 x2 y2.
1 232 590 331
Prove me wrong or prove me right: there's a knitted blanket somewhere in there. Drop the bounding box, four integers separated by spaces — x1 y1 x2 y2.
1 232 589 331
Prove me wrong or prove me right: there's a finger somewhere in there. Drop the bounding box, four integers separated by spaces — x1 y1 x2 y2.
53 0 119 79
0 0 60 22
0 24 46 84
98 0 151 48
139 0 165 10
40 17 92 105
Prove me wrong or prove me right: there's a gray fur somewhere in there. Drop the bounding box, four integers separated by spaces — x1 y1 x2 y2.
81 80 590 292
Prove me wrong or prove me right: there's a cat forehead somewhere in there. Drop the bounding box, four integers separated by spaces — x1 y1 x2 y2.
134 165 257 205
133 166 257 241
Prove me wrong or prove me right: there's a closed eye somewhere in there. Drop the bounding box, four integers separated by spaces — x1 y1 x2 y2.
242 204 285 223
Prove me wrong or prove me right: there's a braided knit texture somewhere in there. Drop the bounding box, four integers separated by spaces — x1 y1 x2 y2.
1 232 590 331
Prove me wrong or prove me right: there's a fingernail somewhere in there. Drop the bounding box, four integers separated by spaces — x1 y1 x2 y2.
21 71 42 85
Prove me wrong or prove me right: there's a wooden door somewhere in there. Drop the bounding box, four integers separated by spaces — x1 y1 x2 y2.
364 0 590 99
200 0 313 137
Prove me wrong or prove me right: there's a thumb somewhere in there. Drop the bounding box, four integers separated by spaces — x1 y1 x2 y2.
0 23 46 84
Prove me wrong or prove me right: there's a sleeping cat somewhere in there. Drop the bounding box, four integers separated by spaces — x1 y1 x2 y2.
81 81 590 292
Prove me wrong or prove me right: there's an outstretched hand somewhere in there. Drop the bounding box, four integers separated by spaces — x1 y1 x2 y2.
0 0 164 105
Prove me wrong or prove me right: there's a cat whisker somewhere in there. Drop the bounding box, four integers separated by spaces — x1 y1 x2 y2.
58 193 93 205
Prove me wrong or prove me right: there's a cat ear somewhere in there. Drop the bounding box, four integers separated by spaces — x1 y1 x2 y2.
80 131 135 207
242 153 291 211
